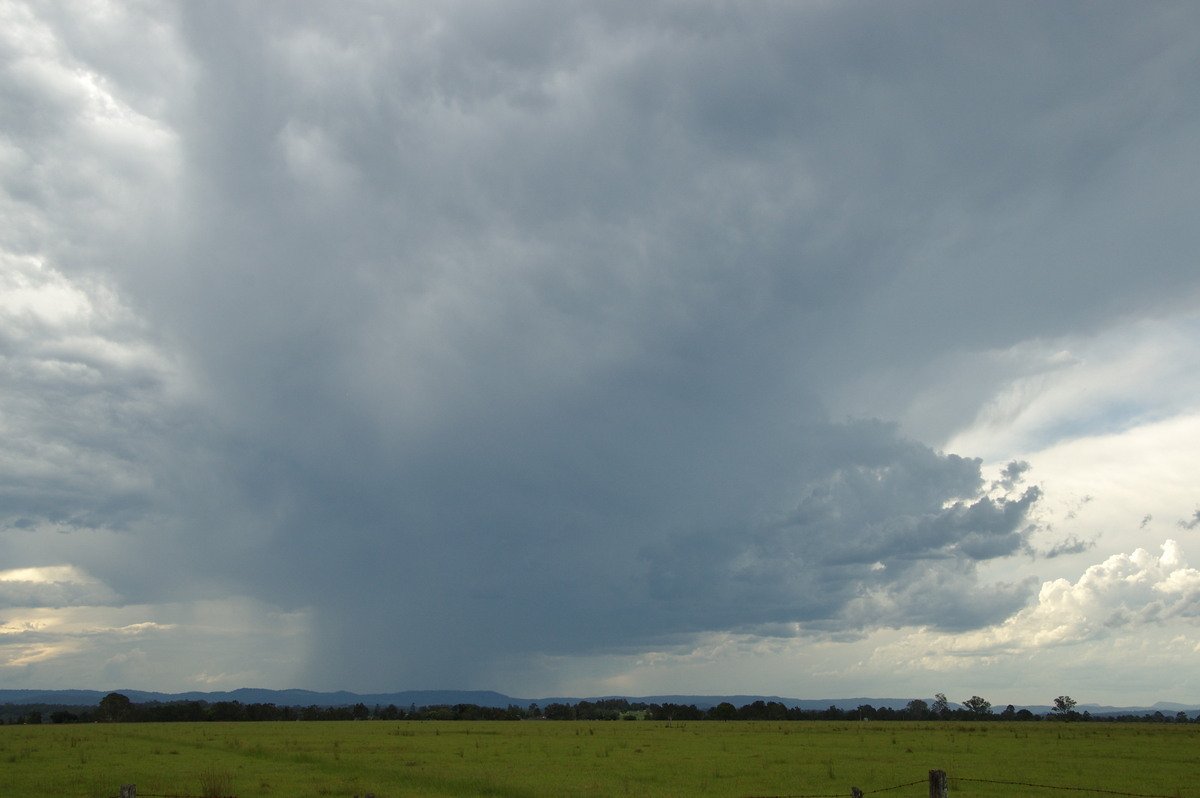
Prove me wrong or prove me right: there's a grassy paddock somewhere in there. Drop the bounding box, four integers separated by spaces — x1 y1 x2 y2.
2 721 1198 798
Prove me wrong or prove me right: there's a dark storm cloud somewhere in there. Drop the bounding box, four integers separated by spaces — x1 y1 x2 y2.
641 426 1038 635
4 1 1200 690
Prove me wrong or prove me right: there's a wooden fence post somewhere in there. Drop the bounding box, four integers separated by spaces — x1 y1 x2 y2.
120 786 136 798
928 769 948 798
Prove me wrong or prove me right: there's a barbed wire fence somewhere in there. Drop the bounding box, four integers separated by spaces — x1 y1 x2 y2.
115 789 374 798
115 769 1193 798
747 769 1194 798
952 776 1188 797
116 791 235 798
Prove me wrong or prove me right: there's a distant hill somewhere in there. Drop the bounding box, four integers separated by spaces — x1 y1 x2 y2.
0 688 516 709
2 688 1196 717
0 688 922 710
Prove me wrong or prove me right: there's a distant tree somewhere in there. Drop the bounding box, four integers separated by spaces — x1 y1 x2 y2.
209 701 247 722
931 693 949 718
543 702 575 720
999 704 1016 720
709 702 737 721
648 702 703 722
738 700 770 721
962 696 992 718
98 692 133 722
904 699 929 720
1052 695 1078 720
245 703 282 722
576 700 621 720
764 701 789 721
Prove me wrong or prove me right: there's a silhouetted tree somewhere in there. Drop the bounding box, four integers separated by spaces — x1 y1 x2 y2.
543 702 575 720
708 702 737 721
1052 695 1078 721
98 693 133 722
962 696 992 718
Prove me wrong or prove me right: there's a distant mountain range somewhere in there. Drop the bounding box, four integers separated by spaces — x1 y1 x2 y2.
2 688 1197 717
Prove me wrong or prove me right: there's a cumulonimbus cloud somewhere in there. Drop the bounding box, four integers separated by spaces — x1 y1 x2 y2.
3 1 1200 694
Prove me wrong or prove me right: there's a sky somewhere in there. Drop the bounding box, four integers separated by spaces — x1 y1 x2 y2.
2 1 1200 708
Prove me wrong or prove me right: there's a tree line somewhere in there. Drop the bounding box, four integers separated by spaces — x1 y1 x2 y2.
2 692 1196 725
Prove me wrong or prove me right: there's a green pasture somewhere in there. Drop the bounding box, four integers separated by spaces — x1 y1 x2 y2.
2 721 1198 798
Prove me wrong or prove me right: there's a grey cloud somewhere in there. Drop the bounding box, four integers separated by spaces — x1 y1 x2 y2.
1107 594 1200 630
3 1 1200 690
0 272 172 536
849 569 1039 634
641 432 1040 637
0 577 116 609
995 461 1031 492
1043 535 1095 559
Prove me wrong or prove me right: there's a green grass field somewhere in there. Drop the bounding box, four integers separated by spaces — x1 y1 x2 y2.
2 721 1198 798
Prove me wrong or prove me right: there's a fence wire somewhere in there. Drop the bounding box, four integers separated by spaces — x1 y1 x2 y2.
866 780 928 793
114 794 236 798
745 793 853 798
748 774 1193 798
954 776 1190 798
746 780 926 798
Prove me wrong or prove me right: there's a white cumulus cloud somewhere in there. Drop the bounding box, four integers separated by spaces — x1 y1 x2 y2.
888 540 1200 661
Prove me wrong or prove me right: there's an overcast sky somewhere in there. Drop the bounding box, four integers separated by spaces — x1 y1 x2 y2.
3 1 1200 707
